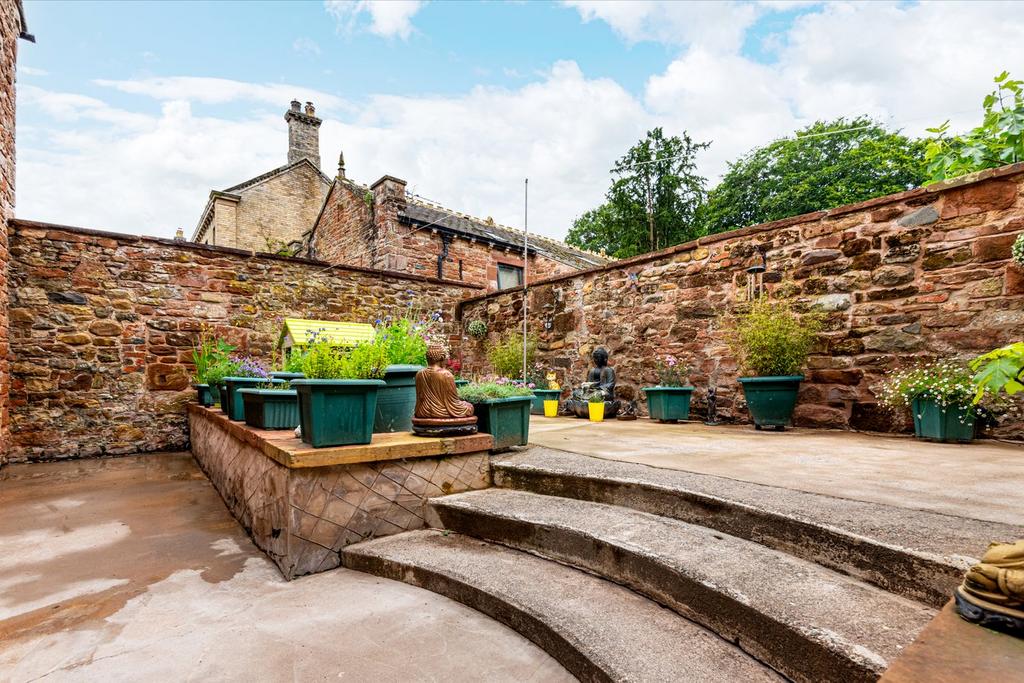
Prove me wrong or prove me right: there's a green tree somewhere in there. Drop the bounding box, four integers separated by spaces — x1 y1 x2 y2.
701 117 926 235
567 128 709 258
925 71 1024 183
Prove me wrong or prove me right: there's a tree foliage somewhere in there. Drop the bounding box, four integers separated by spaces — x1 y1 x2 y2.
925 71 1024 183
567 128 709 258
701 117 926 235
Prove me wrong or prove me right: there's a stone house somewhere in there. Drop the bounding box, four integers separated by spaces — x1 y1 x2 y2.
191 100 331 252
306 162 609 291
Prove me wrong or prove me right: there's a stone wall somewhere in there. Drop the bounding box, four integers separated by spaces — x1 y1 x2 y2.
7 220 481 462
458 165 1024 439
0 0 20 464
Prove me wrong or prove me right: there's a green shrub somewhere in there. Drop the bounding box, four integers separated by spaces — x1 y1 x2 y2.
728 299 822 377
204 358 240 387
302 340 388 380
283 349 307 373
487 333 536 378
377 317 428 366
191 333 234 383
457 381 533 402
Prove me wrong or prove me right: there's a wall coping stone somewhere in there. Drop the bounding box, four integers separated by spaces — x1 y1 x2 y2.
11 218 484 290
188 404 493 468
456 162 1024 312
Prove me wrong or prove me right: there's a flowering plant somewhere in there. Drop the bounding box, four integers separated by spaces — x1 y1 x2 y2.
496 376 535 390
467 320 487 340
231 355 270 379
457 381 534 402
654 354 688 387
1013 233 1024 267
876 359 985 418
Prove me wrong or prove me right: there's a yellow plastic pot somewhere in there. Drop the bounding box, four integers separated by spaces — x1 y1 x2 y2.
543 400 559 418
588 403 605 422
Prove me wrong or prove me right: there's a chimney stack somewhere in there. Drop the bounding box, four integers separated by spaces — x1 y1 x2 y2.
284 99 322 168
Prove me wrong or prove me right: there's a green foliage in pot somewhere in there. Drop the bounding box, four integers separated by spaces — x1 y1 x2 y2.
191 332 234 383
877 359 979 413
283 349 307 373
727 299 822 377
654 354 688 386
457 381 533 402
587 390 606 404
467 320 488 340
301 340 388 380
1013 234 1024 267
487 333 537 378
971 342 1024 401
203 358 240 388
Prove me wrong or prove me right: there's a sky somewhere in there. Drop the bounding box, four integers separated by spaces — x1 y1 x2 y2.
14 0 1024 241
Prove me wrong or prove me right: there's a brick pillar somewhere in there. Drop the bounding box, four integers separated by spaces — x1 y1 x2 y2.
370 175 407 271
0 0 21 465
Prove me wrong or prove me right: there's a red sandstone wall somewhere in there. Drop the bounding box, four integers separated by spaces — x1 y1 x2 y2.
0 0 19 464
7 221 480 462
309 180 376 268
458 165 1024 440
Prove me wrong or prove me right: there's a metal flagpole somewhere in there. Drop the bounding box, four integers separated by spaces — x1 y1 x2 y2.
522 178 529 384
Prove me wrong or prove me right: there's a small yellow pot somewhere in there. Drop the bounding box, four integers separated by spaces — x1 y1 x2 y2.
543 400 559 418
588 403 605 422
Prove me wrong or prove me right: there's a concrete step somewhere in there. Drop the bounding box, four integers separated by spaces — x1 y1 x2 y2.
492 447 1021 608
343 530 784 683
432 488 937 683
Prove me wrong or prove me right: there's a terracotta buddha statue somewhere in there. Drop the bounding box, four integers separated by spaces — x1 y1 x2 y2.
411 345 478 437
955 539 1024 634
564 347 621 419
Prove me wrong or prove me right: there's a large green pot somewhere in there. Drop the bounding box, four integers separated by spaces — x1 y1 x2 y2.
911 396 975 443
374 364 423 433
738 376 803 430
292 379 385 448
193 383 214 407
223 377 284 421
218 382 229 413
455 379 470 388
471 395 533 451
530 389 562 415
239 388 300 430
643 386 695 423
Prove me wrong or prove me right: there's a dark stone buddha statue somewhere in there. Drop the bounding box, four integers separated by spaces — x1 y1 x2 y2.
564 347 621 419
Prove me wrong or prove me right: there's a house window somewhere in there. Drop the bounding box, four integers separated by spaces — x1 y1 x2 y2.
497 263 524 290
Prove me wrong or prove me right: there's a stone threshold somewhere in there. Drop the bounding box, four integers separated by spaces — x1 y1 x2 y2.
187 404 493 468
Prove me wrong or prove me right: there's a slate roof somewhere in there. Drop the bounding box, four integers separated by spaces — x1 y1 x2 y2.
399 198 610 270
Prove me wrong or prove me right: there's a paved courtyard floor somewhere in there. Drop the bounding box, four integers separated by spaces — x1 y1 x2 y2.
529 417 1024 525
0 453 572 682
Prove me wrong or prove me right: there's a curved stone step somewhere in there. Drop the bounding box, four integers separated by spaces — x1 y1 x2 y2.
431 488 937 683
343 530 784 683
491 448 1018 608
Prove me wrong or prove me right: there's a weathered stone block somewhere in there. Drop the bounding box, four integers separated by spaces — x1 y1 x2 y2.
940 180 1017 218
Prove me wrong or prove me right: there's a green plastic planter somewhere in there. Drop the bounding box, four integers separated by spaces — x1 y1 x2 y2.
239 388 300 430
218 382 229 413
194 383 214 407
471 395 533 451
292 379 385 448
642 386 695 422
911 396 976 443
530 389 562 415
455 379 470 388
738 376 803 430
209 383 221 406
271 371 305 381
374 364 423 433
223 377 284 421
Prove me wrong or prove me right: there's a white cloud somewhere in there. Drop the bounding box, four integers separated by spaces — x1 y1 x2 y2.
324 0 425 40
565 1 760 53
17 66 47 76
292 37 322 57
92 76 345 111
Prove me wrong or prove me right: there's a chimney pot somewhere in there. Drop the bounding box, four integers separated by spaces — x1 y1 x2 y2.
290 99 301 112
305 101 315 116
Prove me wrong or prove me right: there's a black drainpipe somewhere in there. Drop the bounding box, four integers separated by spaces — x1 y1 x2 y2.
437 233 452 279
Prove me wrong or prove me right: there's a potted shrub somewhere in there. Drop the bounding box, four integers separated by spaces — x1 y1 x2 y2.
587 390 606 422
729 299 822 430
190 333 234 407
878 359 986 443
642 354 695 423
203 358 238 410
372 312 448 432
458 380 534 451
272 348 307 380
292 339 387 448
224 357 282 421
238 381 300 430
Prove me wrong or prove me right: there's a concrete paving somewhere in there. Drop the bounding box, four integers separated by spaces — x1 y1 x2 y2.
0 453 572 682
528 417 1024 525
